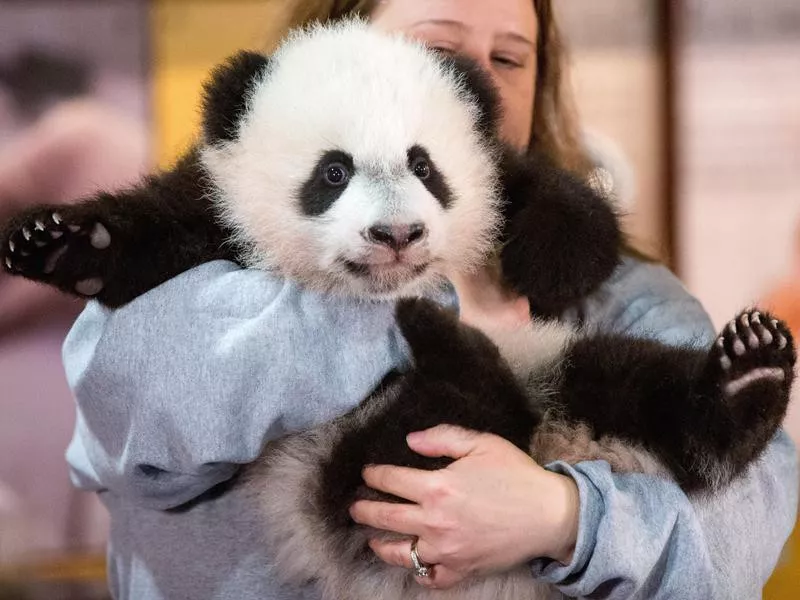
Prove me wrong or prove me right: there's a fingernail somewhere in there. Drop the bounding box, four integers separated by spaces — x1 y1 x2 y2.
407 432 423 445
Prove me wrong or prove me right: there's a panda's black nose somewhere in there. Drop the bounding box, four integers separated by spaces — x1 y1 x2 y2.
365 223 427 251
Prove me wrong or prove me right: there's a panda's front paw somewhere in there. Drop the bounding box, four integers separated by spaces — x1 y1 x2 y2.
396 297 507 378
711 310 796 400
2 207 111 297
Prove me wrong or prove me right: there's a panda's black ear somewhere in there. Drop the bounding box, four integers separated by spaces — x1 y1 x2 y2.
201 50 270 145
438 53 502 141
499 150 623 318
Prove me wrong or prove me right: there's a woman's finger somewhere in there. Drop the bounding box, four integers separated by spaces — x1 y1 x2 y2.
362 464 434 503
368 537 441 569
368 538 414 568
349 500 425 536
406 424 484 459
368 537 462 590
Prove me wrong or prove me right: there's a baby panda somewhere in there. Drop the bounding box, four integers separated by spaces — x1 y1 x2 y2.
1 20 795 600
0 41 615 316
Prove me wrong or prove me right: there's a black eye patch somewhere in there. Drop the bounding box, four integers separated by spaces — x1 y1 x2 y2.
407 145 453 209
299 150 355 216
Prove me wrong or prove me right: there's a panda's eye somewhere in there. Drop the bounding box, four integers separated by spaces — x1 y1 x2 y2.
323 162 350 187
411 156 431 180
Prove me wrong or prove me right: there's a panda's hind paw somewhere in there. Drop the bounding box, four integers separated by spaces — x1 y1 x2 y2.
711 309 795 399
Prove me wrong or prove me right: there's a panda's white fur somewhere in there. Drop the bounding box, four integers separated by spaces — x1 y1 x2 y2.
202 20 502 299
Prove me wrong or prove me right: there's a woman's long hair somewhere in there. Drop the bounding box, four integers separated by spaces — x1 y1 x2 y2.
280 0 594 178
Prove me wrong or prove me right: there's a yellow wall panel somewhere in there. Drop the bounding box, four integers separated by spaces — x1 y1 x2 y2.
764 519 800 600
149 0 289 166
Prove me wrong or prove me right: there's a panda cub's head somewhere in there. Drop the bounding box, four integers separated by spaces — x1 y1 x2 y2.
200 20 504 298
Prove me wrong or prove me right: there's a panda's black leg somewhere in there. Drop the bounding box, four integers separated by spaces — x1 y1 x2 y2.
393 297 539 445
553 334 701 486
498 150 621 317
553 310 795 490
1 149 236 308
319 300 541 530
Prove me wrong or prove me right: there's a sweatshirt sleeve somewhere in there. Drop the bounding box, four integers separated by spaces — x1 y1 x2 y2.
64 260 408 510
532 432 798 599
531 257 800 597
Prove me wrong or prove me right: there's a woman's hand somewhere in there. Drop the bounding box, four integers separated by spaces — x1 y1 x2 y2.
349 425 580 589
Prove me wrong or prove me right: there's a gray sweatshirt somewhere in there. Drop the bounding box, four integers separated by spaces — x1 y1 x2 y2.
63 258 798 599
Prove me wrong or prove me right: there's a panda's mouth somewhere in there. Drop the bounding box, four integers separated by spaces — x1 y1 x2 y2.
343 260 371 277
342 259 430 282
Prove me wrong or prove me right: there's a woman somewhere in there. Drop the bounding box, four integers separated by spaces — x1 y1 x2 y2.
62 0 797 598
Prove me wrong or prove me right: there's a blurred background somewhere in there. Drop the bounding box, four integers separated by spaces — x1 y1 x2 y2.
0 0 797 598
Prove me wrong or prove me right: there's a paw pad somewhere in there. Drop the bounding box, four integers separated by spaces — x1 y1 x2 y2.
2 209 111 297
713 310 794 397
75 278 104 296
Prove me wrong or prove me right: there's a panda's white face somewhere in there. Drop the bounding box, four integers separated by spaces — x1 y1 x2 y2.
202 21 501 298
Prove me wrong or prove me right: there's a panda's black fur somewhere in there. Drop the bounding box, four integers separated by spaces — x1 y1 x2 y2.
1 21 795 600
